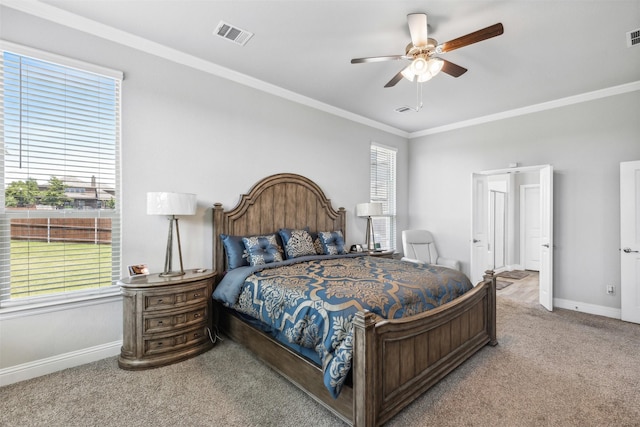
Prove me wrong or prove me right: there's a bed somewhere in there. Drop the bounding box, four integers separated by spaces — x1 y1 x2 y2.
212 173 497 426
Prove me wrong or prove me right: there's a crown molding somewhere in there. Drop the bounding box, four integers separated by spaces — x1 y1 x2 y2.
409 80 640 139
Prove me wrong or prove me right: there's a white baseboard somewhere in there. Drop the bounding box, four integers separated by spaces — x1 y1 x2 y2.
0 340 122 387
554 298 621 320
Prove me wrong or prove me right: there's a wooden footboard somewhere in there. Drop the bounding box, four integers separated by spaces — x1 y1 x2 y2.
352 271 497 426
216 271 496 427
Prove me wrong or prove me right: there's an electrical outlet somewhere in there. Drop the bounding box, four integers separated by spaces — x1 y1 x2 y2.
606 285 615 295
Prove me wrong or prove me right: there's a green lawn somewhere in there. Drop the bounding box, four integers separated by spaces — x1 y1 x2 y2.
10 240 114 298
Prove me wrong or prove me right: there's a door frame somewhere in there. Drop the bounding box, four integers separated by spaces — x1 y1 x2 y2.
472 165 553 309
489 189 507 271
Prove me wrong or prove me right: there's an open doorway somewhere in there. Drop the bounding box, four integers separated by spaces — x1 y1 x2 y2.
471 165 553 310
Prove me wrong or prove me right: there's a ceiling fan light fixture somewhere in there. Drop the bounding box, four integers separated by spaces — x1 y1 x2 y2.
400 65 416 82
403 57 443 83
416 73 434 83
411 57 428 75
428 57 444 75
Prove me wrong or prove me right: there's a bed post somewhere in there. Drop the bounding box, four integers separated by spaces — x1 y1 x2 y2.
213 203 225 278
337 207 347 243
483 269 498 346
352 310 377 427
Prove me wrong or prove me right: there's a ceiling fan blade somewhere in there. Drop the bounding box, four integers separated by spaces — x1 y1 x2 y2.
351 55 407 64
407 13 428 47
384 69 406 88
441 60 468 77
438 23 504 53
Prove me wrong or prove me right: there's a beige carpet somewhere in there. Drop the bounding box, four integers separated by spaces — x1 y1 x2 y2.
1 297 639 427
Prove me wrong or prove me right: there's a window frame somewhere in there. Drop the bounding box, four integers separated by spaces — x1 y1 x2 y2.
369 142 397 251
0 40 123 310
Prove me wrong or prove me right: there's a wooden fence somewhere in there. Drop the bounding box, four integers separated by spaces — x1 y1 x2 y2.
10 218 112 244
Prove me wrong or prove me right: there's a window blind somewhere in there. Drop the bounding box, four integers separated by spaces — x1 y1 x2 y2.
370 143 397 251
0 45 122 304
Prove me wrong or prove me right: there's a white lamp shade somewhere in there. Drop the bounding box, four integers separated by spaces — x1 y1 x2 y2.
356 202 383 217
147 192 197 216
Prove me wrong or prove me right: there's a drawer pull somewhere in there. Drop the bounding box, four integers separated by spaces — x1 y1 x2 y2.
157 299 163 303
194 313 200 318
158 321 164 325
193 293 200 298
193 333 200 338
157 342 164 346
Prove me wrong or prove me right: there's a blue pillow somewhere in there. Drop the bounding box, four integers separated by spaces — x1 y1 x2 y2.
279 228 316 259
220 234 249 270
242 234 284 266
317 230 346 255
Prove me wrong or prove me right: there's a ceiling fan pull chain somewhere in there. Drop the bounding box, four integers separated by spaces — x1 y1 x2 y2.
414 80 423 112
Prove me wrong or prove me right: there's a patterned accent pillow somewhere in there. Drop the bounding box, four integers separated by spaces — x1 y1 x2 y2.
220 234 249 270
311 233 324 255
317 230 346 255
279 229 317 259
241 234 284 266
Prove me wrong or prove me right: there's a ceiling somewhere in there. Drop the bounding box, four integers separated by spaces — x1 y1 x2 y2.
10 1 640 135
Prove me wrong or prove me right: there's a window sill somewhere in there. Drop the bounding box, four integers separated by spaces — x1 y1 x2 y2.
0 286 122 320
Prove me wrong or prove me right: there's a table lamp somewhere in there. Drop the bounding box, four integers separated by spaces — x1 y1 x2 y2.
147 192 197 276
356 202 383 251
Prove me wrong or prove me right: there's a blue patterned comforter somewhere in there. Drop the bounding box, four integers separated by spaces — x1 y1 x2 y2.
213 254 472 398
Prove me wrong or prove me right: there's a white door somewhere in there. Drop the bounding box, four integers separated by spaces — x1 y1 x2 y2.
521 185 541 270
621 160 640 324
471 174 489 284
539 165 554 311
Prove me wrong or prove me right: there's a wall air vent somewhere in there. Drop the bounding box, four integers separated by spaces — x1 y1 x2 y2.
215 21 254 46
627 28 640 47
395 106 411 113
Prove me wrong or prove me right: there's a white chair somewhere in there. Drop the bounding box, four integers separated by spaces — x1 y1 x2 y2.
401 229 461 271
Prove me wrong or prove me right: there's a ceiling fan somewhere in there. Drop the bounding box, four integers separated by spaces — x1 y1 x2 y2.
351 14 504 88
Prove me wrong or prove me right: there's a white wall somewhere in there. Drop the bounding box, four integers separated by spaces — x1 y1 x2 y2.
408 90 640 313
0 7 408 382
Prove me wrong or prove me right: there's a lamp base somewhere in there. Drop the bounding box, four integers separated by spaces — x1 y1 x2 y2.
159 270 186 277
365 216 376 251
161 215 186 278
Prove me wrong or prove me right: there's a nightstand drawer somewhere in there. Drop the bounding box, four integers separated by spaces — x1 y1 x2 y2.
143 325 209 356
144 282 209 311
145 293 177 309
144 305 208 333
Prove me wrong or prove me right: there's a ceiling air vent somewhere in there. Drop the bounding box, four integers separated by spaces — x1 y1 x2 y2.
627 28 640 47
215 21 254 46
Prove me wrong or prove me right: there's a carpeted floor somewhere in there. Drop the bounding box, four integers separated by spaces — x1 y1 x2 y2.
1 297 639 427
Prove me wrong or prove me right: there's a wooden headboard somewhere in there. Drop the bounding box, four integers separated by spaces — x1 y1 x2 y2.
212 173 346 274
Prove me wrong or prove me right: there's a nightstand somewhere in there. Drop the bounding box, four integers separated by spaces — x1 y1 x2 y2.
118 269 216 370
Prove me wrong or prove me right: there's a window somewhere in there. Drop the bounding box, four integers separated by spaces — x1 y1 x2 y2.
0 42 122 306
370 143 397 251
